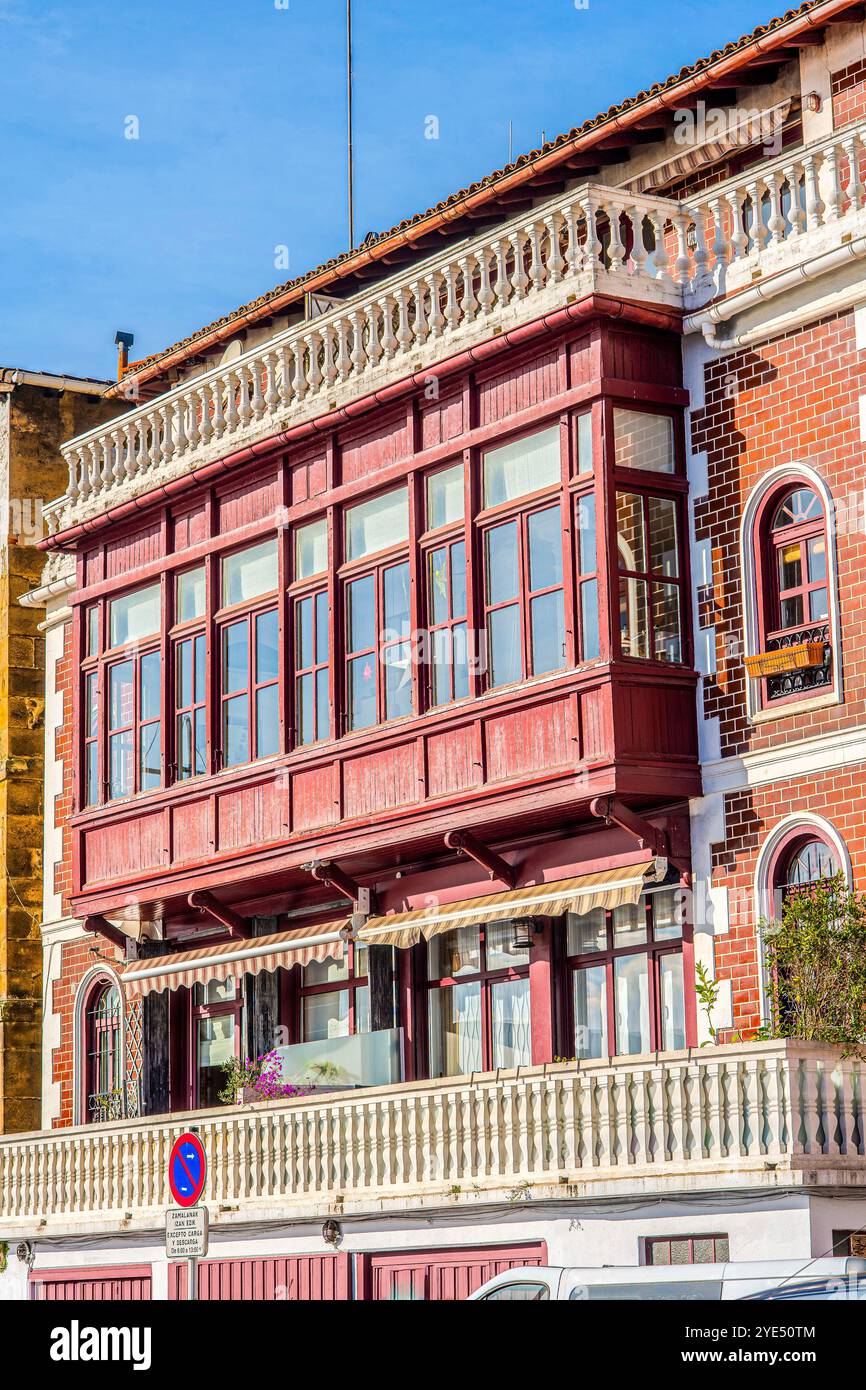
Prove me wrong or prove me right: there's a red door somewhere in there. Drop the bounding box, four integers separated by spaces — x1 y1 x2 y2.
168 1252 350 1300
31 1265 152 1300
364 1243 547 1301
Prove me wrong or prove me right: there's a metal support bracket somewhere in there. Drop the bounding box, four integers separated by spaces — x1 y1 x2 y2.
304 860 376 914
590 797 671 866
444 829 517 889
187 891 251 939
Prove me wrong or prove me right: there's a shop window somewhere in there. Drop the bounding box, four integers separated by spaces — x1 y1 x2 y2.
300 943 370 1040
191 979 242 1109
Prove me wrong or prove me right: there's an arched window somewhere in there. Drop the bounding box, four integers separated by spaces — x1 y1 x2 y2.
770 832 840 921
753 481 833 706
84 980 123 1124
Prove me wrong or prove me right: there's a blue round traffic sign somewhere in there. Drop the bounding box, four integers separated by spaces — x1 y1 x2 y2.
168 1132 207 1207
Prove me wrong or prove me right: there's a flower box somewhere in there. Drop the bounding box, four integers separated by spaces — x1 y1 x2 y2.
744 642 826 679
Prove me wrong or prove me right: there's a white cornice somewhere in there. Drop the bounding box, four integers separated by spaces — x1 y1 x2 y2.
702 723 866 796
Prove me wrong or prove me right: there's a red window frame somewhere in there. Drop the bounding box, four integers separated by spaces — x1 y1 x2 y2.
424 923 533 1076
423 534 469 708
188 980 243 1109
218 604 280 769
754 484 833 709
173 631 207 781
565 889 692 1058
574 487 600 663
297 941 371 1039
83 668 100 808
615 488 686 665
644 1235 730 1267
105 645 162 800
342 555 412 732
766 488 827 636
293 587 330 745
84 978 123 1124
481 496 567 690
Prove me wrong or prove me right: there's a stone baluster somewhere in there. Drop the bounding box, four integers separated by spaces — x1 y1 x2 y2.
291 341 306 401
185 394 200 453
820 144 840 223
509 230 529 299
395 287 413 351
765 170 786 245
580 191 604 272
708 196 729 274
336 316 351 379
172 397 188 456
493 240 512 306
347 313 364 377
411 279 429 343
672 211 692 284
782 165 805 237
381 296 399 360
544 211 566 283
626 204 649 279
841 133 864 214
224 370 239 432
476 249 495 313
67 447 83 503
746 176 765 254
460 254 478 321
726 190 749 263
802 151 824 231
237 364 252 425
110 428 124 485
264 351 280 411
319 327 337 389
364 304 383 367
443 265 461 329
606 202 627 273
562 201 583 277
307 330 324 394
526 223 546 289
691 209 712 288
211 376 227 436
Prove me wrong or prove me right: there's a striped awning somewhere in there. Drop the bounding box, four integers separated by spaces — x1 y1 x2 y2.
357 859 663 949
120 922 347 999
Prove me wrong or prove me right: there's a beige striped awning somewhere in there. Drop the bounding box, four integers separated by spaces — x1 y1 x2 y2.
120 922 347 999
357 859 662 949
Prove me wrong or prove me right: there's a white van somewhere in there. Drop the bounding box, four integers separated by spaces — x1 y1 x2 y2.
469 1259 866 1301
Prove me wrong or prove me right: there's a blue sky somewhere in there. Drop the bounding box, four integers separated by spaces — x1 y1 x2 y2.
0 0 774 379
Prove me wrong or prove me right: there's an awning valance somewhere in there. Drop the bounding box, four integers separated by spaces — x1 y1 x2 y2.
357 859 663 949
120 922 347 999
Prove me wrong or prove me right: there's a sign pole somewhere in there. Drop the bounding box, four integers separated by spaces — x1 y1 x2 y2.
188 1255 198 1302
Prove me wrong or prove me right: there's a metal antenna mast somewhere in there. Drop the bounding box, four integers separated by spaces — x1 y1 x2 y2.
347 0 355 250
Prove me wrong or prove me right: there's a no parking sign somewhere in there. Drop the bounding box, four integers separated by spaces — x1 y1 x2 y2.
168 1132 207 1208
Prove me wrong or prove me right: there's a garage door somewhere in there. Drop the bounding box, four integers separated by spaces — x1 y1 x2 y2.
363 1243 547 1301
31 1265 152 1300
168 1252 350 1300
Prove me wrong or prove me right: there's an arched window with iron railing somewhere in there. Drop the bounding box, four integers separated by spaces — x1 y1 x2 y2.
84 979 123 1124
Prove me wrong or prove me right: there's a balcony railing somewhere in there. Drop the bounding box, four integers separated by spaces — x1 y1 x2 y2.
2 1041 864 1235
45 119 866 538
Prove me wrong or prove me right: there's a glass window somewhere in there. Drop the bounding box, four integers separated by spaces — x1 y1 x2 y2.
175 633 207 780
139 651 162 792
760 484 832 706
614 409 675 474
345 561 412 730
85 982 122 1123
222 539 279 608
484 504 565 689
615 953 650 1054
576 412 593 475
295 590 330 745
109 583 160 649
574 965 608 1059
86 606 98 658
345 487 409 561
220 609 279 767
105 645 162 800
84 671 99 806
576 492 599 662
300 943 372 1042
177 567 206 623
427 540 469 706
108 660 134 799
482 1283 550 1302
427 922 532 1078
426 464 465 530
617 490 684 663
483 427 561 508
296 517 328 579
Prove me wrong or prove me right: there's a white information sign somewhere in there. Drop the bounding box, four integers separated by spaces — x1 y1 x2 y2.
165 1206 209 1260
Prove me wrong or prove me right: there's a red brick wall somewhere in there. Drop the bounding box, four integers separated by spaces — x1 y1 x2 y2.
832 57 866 128
692 307 866 762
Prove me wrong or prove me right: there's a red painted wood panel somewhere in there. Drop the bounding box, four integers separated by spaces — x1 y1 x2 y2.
171 799 211 863
425 725 480 799
84 813 164 883
217 781 283 852
615 682 699 760
580 685 610 763
292 765 338 831
477 349 559 426
342 743 417 820
174 502 208 550
341 411 410 484
168 1253 349 1301
217 472 281 532
32 1265 152 1301
484 698 571 783
290 449 328 504
367 1243 546 1301
420 388 464 450
105 522 163 578
84 548 102 587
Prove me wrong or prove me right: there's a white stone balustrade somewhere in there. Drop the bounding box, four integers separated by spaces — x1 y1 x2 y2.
44 119 866 538
1 1042 863 1235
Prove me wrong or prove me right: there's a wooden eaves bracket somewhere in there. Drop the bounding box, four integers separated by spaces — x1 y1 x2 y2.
187 891 251 939
444 829 517 890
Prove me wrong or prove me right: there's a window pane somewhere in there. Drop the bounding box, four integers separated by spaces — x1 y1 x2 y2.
619 578 650 658
577 493 596 574
87 607 98 657
617 493 647 573
316 669 330 740
255 610 279 684
429 548 450 625
315 591 329 663
773 487 820 529
652 890 682 942
384 642 413 720
177 711 193 780
453 623 469 700
528 506 563 591
432 628 452 706
222 621 248 693
809 587 829 621
450 542 467 619
354 985 371 1035
109 661 134 731
615 954 650 1055
807 535 826 584
194 635 206 704
297 596 313 668
486 919 530 971
177 639 193 710
488 605 522 687
296 673 314 745
194 708 206 775
222 539 278 608
345 487 409 561
485 521 519 605
653 583 682 663
614 409 675 474
574 965 608 1059
428 983 482 1077
256 684 279 758
295 517 328 579
86 671 98 738
223 694 249 766
660 954 686 1051
303 990 349 1042
383 562 410 638
483 427 560 507
567 908 606 955
530 590 565 675
427 464 464 529
347 574 375 653
86 742 99 807
491 978 532 1067
778 543 802 592
428 925 481 978
613 901 647 948
140 651 161 722
140 720 161 791
576 412 593 475
110 584 160 649
177 567 205 623
648 497 679 578
109 731 133 799
780 594 804 629
581 581 600 661
197 1015 235 1108
194 979 236 1005
305 956 349 987
348 654 377 730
